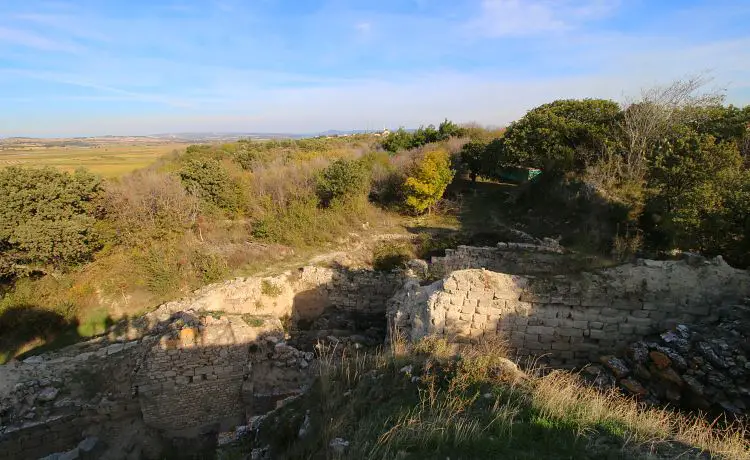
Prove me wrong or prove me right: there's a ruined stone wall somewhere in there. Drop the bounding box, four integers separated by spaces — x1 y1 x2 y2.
152 266 404 321
0 414 87 459
0 340 148 460
427 242 600 278
389 257 750 367
136 341 249 435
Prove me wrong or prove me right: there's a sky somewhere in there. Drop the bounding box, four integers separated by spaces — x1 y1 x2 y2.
1 0 749 137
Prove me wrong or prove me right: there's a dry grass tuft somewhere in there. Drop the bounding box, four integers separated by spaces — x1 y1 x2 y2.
532 370 750 459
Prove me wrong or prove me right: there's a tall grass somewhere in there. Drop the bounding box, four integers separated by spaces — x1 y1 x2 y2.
255 338 749 460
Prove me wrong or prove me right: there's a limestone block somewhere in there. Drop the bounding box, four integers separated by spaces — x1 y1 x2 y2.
580 297 610 307
625 316 653 326
446 310 461 321
588 329 607 340
557 328 583 338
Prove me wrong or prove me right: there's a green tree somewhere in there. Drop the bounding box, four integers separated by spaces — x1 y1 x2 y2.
382 128 413 153
316 158 371 206
402 148 455 214
501 99 621 172
0 167 104 277
459 141 489 181
438 118 464 139
643 129 743 254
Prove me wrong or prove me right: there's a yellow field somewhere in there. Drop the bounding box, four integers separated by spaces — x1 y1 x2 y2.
0 142 189 177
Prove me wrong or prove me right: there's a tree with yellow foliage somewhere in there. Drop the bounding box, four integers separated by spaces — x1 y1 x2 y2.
402 148 455 214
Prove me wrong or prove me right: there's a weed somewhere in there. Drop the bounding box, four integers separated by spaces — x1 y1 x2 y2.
372 241 414 271
261 279 283 297
241 314 265 327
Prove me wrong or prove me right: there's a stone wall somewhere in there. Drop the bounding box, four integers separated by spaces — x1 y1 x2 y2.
150 266 404 322
134 316 313 437
389 257 750 367
427 242 598 278
0 262 398 459
0 339 148 460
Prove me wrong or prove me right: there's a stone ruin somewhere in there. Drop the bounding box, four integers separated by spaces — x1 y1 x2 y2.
1 241 749 459
0 266 403 459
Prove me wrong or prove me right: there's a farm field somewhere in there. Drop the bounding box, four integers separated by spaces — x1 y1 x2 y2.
0 140 190 177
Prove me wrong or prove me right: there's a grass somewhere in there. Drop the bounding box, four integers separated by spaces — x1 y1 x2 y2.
261 279 283 297
241 314 267 327
246 337 749 460
0 141 188 177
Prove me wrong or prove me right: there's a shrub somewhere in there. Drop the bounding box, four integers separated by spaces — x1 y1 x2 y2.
178 158 244 213
241 314 265 327
643 131 743 255
459 141 489 181
372 241 414 271
0 167 104 278
402 148 455 214
190 250 228 284
105 169 198 243
381 119 465 153
260 279 282 297
139 244 185 298
316 158 371 207
497 98 621 173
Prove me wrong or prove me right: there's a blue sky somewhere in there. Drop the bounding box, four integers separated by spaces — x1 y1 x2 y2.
1 0 749 136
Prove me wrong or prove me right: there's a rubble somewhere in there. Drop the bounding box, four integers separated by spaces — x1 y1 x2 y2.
586 300 750 417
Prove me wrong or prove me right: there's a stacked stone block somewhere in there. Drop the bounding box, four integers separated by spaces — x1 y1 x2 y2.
390 257 750 368
428 243 588 278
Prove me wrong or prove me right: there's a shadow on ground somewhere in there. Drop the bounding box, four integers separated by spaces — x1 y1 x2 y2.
0 304 116 363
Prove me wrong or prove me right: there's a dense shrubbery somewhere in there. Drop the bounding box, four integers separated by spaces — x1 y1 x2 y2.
460 80 750 266
105 170 199 243
382 119 465 153
178 157 245 214
316 158 371 206
484 99 621 175
0 167 104 278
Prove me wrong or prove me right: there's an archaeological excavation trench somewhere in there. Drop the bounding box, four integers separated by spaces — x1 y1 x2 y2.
1 242 749 459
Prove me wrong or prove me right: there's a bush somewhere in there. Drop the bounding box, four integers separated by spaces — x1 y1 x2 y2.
190 250 228 284
316 158 371 207
381 119 465 153
643 130 745 259
0 167 104 278
497 99 621 173
105 169 198 243
178 158 244 213
459 141 489 181
260 279 283 297
402 148 455 214
372 241 414 271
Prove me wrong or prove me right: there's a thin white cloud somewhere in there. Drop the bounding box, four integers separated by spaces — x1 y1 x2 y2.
12 13 111 42
0 69 195 108
0 26 81 52
469 0 619 37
